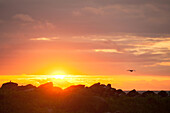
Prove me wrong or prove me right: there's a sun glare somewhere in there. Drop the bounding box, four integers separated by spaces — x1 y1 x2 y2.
53 75 65 79
51 70 66 79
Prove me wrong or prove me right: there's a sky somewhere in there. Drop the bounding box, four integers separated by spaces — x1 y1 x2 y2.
0 0 170 89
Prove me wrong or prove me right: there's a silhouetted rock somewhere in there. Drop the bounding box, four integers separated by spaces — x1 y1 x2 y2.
0 81 170 113
63 94 109 113
38 82 62 94
38 82 54 93
89 83 118 97
53 87 62 92
17 84 36 91
64 85 86 95
142 91 156 97
26 84 36 88
127 89 140 97
110 88 117 95
114 111 121 113
1 81 18 90
168 91 170 97
106 84 112 89
104 84 116 97
90 82 101 88
38 82 53 89
65 85 85 92
0 94 4 100
115 89 126 96
100 84 106 87
89 82 105 95
158 91 168 97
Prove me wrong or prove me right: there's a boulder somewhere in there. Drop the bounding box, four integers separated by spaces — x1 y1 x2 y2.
127 89 140 97
158 91 168 97
62 94 110 113
115 89 126 96
38 82 53 89
1 81 18 90
142 91 156 97
17 84 36 91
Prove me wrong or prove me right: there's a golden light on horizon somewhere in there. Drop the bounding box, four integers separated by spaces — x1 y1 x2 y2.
0 75 170 90
50 70 66 79
51 70 66 75
53 75 65 79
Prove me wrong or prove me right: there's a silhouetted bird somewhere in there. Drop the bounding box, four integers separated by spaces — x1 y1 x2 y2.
127 70 136 72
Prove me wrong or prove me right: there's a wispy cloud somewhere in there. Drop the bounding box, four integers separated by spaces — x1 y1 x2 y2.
94 49 122 53
0 0 170 76
152 41 170 49
30 37 59 41
1 0 170 34
145 62 170 67
82 7 105 15
158 62 170 66
13 14 34 22
33 21 55 30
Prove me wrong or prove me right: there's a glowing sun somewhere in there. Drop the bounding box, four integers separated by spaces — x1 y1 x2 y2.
51 70 66 79
53 75 65 79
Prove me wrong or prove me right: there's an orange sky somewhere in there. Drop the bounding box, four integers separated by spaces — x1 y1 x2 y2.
0 0 170 90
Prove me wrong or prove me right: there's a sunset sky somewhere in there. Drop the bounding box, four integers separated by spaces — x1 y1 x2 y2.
0 0 170 90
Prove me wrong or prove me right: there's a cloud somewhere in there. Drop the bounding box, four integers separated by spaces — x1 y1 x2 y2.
119 35 170 55
0 29 170 75
13 14 34 22
0 0 170 34
158 62 170 66
0 0 170 76
82 7 105 15
30 37 59 41
94 49 122 53
152 41 170 49
33 21 55 30
72 11 82 16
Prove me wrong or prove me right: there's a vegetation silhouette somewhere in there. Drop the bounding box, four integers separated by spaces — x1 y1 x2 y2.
0 81 170 113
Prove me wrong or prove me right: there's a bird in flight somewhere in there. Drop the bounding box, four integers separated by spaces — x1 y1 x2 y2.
127 70 136 72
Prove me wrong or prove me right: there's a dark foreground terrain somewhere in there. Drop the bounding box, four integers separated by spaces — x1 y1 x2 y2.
0 81 170 113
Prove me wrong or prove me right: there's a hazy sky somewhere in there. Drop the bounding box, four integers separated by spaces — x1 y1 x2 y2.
0 0 170 76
